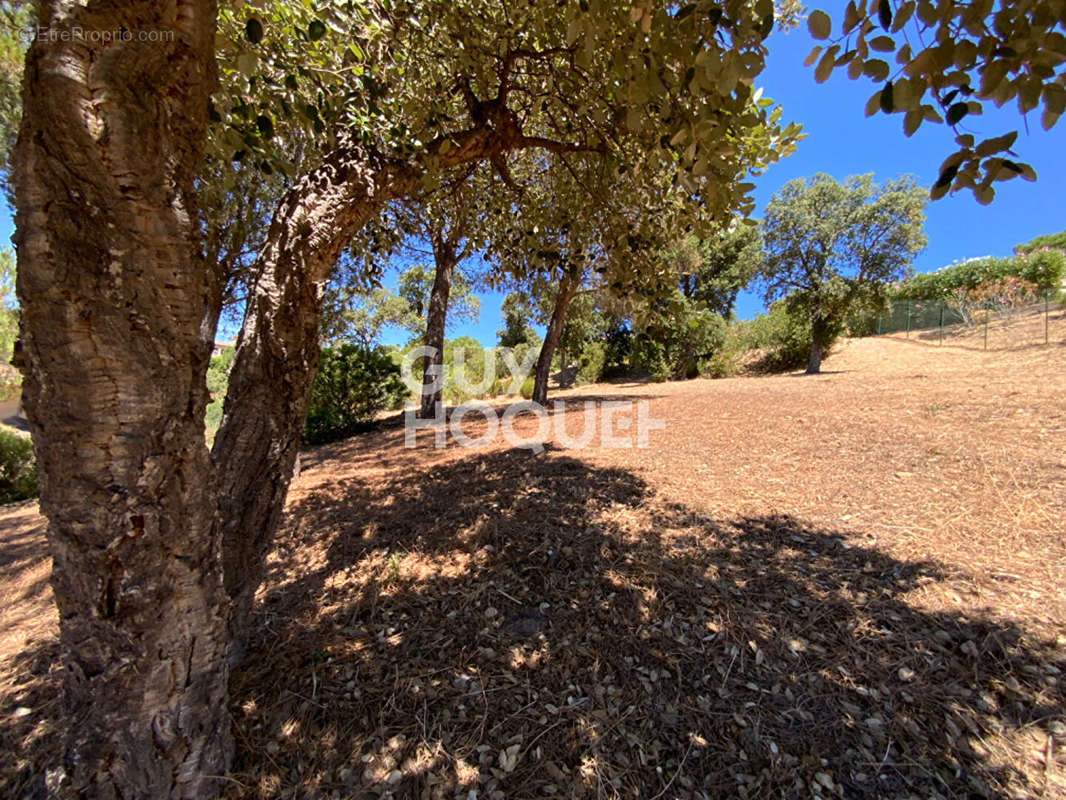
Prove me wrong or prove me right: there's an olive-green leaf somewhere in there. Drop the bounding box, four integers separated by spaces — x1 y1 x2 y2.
870 35 895 52
863 59 890 81
815 48 836 83
808 10 832 40
879 81 894 113
804 45 823 67
308 20 327 41
946 102 968 125
903 109 921 136
878 0 893 29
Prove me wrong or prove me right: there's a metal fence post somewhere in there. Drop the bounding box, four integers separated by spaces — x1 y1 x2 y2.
939 302 944 345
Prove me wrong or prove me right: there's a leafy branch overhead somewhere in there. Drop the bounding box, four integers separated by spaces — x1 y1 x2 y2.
805 0 1064 204
214 0 803 227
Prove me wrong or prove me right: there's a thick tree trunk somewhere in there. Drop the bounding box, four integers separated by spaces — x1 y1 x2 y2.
418 236 458 419
532 273 579 405
13 3 230 797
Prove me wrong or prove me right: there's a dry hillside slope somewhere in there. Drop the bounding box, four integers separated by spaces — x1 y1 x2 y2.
2 330 1064 798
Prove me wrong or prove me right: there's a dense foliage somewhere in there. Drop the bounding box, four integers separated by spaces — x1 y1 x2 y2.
305 344 408 444
759 173 927 372
891 250 1065 300
1015 229 1066 256
0 426 36 504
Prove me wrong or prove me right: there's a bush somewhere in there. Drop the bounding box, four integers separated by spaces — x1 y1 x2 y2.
0 428 38 504
738 301 816 372
892 252 1065 301
305 344 408 444
575 340 607 385
520 376 535 400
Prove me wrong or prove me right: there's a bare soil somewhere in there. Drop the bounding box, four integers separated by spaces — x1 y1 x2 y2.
2 324 1065 799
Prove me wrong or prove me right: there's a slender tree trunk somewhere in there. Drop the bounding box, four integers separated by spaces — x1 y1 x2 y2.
532 272 579 405
807 311 825 374
211 93 595 651
418 236 458 419
212 126 512 649
13 3 229 797
211 148 391 653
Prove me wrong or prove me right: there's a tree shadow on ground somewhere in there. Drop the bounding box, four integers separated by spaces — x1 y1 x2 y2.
224 446 1066 799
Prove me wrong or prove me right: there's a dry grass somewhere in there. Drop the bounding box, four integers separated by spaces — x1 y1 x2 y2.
1 327 1065 799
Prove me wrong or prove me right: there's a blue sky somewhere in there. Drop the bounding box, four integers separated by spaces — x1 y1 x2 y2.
3 23 1062 344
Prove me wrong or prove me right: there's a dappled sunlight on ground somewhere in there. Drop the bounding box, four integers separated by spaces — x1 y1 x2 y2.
1 332 1064 798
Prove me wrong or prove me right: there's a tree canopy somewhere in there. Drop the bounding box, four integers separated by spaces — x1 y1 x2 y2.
759 173 927 372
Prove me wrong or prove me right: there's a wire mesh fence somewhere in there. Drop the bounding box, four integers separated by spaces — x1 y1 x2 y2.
870 289 1066 350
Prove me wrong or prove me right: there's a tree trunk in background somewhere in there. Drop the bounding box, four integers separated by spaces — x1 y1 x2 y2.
532 272 579 405
807 310 826 374
13 3 229 797
806 338 823 374
419 235 458 419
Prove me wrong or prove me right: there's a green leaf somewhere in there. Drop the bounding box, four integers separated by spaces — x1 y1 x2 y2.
844 1 861 32
865 89 882 117
863 59 890 81
870 36 895 52
878 0 893 29
308 20 327 41
1042 108 1061 131
891 1 915 32
946 102 968 125
903 109 922 136
803 46 823 67
934 163 959 189
815 47 837 83
879 81 894 113
808 10 832 40
245 17 264 44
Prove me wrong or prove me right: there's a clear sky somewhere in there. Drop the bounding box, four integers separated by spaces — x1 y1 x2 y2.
3 23 1062 344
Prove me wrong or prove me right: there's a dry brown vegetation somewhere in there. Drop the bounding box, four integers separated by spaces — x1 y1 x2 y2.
2 326 1065 799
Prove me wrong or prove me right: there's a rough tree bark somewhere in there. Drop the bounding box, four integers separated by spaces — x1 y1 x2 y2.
807 310 827 374
13 2 229 797
532 271 579 405
211 106 570 648
418 231 460 419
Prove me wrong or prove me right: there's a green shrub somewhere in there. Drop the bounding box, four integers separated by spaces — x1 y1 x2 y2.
738 301 816 372
575 340 607 385
892 252 1065 301
520 376 535 399
305 344 408 444
0 428 38 504
631 334 670 381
